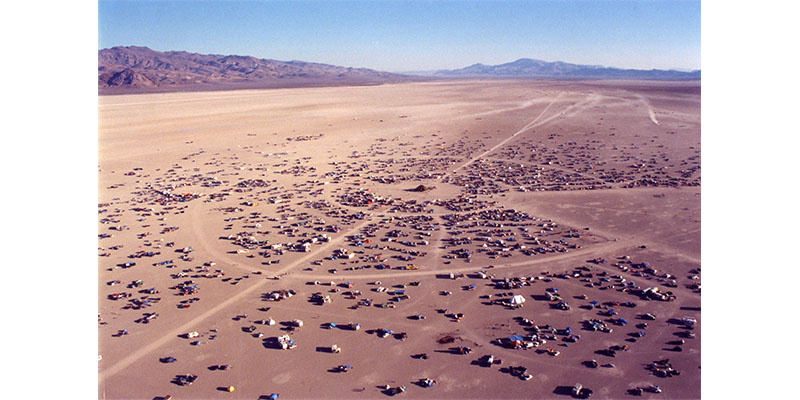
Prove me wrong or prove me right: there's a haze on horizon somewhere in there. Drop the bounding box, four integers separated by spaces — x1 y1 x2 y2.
98 0 700 73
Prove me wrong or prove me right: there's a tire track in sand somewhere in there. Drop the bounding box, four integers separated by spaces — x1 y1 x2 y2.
636 94 660 125
445 93 599 178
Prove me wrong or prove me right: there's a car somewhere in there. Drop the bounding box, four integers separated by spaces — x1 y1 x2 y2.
420 378 436 387
564 334 581 343
646 385 662 393
480 355 495 366
602 349 617 357
388 386 406 395
336 364 352 372
377 328 393 338
346 322 361 331
174 374 198 386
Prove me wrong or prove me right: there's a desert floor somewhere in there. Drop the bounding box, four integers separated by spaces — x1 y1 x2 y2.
98 79 700 399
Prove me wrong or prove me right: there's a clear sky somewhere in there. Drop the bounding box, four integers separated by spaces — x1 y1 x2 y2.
98 0 700 72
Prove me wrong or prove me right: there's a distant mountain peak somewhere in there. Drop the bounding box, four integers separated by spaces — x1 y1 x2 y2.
436 58 700 80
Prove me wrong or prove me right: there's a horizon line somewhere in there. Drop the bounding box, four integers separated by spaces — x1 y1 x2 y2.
99 45 701 75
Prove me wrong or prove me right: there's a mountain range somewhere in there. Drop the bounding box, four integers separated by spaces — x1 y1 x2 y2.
98 46 414 94
98 47 700 94
435 58 700 80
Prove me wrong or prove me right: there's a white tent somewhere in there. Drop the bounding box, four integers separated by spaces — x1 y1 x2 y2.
510 295 526 304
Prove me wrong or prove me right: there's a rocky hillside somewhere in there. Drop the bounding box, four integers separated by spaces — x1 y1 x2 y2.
99 46 413 93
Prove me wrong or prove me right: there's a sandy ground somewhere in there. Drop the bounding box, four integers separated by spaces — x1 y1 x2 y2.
98 79 700 399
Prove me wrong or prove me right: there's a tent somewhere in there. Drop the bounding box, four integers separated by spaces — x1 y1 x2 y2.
510 295 526 305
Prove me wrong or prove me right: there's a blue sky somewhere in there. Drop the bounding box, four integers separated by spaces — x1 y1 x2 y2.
98 0 700 72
